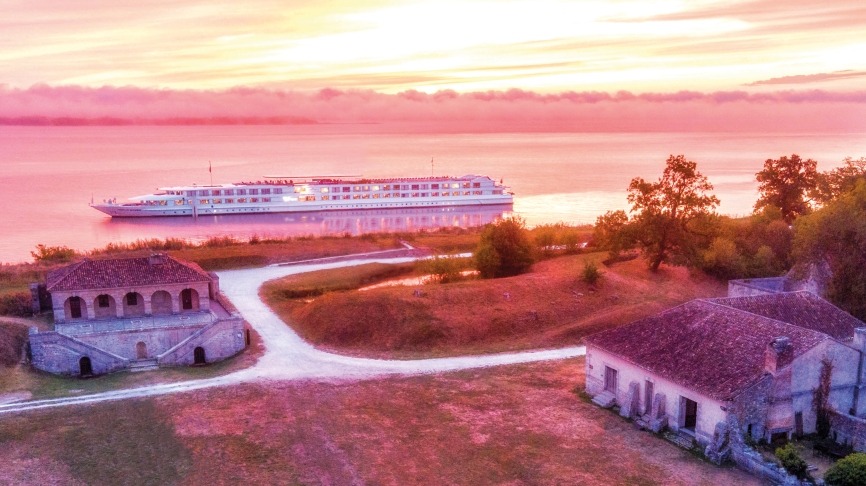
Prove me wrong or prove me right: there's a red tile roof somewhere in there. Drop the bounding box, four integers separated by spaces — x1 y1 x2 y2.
708 291 862 341
46 254 211 291
584 300 829 401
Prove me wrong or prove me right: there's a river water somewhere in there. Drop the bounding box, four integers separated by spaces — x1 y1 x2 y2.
1 124 863 263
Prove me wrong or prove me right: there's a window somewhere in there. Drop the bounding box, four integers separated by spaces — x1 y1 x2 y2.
431 183 439 189
644 381 654 415
211 190 221 196
97 295 110 308
126 293 138 306
237 189 247 195
261 188 271 194
273 188 283 194
473 182 481 188
70 296 82 319
342 187 351 192
249 189 259 195
411 184 419 190
321 187 329 193
224 189 234 196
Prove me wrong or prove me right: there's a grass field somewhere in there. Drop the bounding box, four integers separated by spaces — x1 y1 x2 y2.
262 253 727 358
0 358 759 485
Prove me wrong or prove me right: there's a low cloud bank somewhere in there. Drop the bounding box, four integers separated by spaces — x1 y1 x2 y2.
1 85 865 132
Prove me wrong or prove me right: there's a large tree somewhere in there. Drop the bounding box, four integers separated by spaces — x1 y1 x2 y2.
754 154 818 223
793 179 866 320
627 154 719 271
814 156 866 205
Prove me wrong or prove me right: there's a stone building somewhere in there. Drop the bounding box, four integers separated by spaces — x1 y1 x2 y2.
585 291 866 458
30 254 246 376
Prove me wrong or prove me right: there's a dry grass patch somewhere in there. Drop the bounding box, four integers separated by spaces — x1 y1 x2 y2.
0 359 759 485
264 253 727 358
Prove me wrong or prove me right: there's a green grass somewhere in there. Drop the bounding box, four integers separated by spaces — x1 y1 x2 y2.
262 262 417 299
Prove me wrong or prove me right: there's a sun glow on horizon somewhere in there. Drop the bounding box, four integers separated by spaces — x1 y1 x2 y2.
0 0 865 94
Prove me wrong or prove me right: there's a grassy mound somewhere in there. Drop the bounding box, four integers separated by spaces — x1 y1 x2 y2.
262 253 726 357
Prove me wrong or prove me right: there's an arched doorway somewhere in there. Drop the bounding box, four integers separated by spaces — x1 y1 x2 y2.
136 341 147 359
65 296 86 320
151 290 172 315
79 356 93 377
193 346 206 365
123 292 145 317
181 288 200 311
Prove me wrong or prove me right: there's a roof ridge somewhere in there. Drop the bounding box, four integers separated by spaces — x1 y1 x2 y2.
699 297 832 341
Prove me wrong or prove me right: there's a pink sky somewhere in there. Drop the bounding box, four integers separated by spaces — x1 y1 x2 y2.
1 1 865 130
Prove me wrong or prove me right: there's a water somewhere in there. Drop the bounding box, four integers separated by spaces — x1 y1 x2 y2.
1 125 864 263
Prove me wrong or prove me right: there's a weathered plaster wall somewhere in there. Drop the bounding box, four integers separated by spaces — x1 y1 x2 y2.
586 346 727 446
51 281 211 323
160 316 245 366
29 329 129 376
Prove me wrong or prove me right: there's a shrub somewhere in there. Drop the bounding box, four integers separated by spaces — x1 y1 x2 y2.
825 452 866 486
0 292 33 317
474 216 535 279
775 443 810 480
581 261 602 285
419 255 468 284
30 244 77 263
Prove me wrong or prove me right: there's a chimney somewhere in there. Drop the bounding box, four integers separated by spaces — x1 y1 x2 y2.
765 336 793 374
148 253 168 265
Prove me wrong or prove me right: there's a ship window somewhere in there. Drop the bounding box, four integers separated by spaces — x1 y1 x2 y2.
362 194 370 199
432 192 439 197
200 199 210 204
421 184 429 190
383 184 391 191
213 199 222 204
462 191 469 196
342 187 350 192
273 188 283 194
494 190 502 195
262 197 271 202
372 194 380 199
251 197 259 203
321 187 329 193
442 191 450 196
421 193 429 197
261 188 271 194
342 195 350 200
473 191 482 195
473 182 481 188
411 193 419 197
431 184 439 189
463 182 470 188
383 193 390 198
198 190 209 196
237 189 247 195
186 190 196 197
322 195 330 200
371 185 380 191
411 184 419 190
212 190 221 196
451 183 459 189
225 198 234 203
249 189 259 195
175 199 184 205
402 185 410 190
238 198 247 203
400 193 408 198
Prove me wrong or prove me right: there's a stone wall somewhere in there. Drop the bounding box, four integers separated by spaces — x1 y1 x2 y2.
727 278 785 297
829 410 866 452
29 329 129 376
160 316 245 366
74 325 204 360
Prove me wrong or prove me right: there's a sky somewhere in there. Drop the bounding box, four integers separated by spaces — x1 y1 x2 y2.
1 0 866 130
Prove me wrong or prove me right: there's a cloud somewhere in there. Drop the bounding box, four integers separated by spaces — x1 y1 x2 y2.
1 85 865 133
747 70 866 86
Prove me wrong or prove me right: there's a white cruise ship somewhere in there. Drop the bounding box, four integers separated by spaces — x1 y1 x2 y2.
91 174 513 218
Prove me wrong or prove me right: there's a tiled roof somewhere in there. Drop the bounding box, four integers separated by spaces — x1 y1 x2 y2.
46 254 211 291
584 300 828 401
708 291 862 341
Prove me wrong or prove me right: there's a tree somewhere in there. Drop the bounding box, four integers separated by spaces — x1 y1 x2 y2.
794 180 866 319
754 154 818 223
627 155 719 271
30 244 77 263
593 210 632 258
825 453 866 486
774 443 810 480
814 156 866 204
474 216 535 278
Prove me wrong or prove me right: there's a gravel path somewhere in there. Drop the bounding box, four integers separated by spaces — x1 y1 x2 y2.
0 255 585 415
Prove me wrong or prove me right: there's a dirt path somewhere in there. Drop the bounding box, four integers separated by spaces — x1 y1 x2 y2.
0 253 585 415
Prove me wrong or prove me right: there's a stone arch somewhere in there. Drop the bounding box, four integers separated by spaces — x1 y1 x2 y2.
64 296 87 320
193 346 206 365
151 290 172 315
123 292 145 317
180 288 200 311
93 294 117 319
136 341 148 359
79 356 93 377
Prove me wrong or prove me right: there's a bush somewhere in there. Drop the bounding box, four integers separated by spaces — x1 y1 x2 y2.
581 261 602 285
825 452 866 486
0 292 33 317
775 443 810 480
474 216 535 279
419 255 468 284
30 244 77 263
